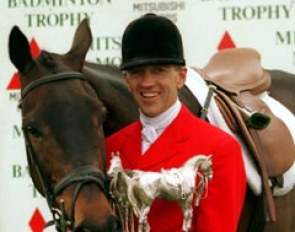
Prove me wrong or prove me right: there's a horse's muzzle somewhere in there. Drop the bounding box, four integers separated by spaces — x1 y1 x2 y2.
74 217 122 232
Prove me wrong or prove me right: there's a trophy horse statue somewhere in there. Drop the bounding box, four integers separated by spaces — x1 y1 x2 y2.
107 153 213 232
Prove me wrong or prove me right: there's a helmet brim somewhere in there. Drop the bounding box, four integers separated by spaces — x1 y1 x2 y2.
120 57 185 70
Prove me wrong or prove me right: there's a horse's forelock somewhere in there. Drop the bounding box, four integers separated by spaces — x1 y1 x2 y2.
37 51 79 75
37 52 59 72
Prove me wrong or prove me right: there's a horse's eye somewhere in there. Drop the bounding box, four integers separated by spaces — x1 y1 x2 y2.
24 125 42 138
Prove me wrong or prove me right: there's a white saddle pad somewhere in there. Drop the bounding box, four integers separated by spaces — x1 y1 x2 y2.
185 67 295 196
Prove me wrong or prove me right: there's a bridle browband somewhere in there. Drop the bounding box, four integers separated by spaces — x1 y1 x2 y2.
19 72 85 107
20 72 110 231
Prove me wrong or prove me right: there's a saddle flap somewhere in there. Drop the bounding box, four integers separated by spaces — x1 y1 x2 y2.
202 48 271 94
237 91 295 177
214 90 277 221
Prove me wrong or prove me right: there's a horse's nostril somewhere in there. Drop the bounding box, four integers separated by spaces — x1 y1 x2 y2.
74 221 94 232
74 227 89 232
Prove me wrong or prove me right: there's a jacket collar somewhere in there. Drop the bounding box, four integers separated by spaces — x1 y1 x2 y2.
122 105 193 170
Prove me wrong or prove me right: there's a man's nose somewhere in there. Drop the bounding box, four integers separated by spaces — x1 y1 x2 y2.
140 71 155 87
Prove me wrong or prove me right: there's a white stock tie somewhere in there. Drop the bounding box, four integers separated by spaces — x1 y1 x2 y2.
140 99 182 154
141 125 158 154
142 126 158 144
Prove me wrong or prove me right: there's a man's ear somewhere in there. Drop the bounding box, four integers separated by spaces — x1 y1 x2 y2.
177 66 187 90
122 71 131 91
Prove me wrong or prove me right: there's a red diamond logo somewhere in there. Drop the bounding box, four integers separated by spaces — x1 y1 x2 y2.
7 39 40 90
217 31 236 50
29 208 45 232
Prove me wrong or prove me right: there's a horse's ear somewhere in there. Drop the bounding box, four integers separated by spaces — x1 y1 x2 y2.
9 26 33 72
66 18 92 70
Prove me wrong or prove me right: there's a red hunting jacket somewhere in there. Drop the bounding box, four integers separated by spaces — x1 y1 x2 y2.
106 105 246 232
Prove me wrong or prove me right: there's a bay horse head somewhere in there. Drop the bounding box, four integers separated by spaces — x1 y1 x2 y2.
8 19 122 232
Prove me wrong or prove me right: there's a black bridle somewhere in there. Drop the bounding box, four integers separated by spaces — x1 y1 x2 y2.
20 72 110 232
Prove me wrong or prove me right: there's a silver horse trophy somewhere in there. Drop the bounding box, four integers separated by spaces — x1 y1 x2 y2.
107 153 213 232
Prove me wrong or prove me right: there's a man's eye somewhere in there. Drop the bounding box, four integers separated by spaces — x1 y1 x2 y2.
153 67 166 74
129 68 141 75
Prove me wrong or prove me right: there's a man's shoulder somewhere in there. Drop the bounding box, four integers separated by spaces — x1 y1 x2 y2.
180 105 225 132
180 105 238 143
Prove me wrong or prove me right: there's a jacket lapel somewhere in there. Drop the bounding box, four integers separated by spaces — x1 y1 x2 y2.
119 121 142 169
124 107 189 171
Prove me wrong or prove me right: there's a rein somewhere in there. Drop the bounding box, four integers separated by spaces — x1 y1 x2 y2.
20 72 110 231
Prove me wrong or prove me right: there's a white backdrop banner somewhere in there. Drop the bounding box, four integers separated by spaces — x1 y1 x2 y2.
1 0 294 231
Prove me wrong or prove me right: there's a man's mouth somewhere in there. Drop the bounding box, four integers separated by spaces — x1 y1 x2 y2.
141 91 159 98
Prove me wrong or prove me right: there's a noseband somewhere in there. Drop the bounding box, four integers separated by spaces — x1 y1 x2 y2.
20 72 110 232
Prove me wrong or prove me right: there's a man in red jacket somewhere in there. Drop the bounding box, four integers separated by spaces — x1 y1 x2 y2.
106 13 246 232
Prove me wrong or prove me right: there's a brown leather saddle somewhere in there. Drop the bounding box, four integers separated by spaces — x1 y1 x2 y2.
195 48 295 222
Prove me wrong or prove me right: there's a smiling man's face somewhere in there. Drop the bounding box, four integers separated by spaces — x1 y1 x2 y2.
123 64 187 117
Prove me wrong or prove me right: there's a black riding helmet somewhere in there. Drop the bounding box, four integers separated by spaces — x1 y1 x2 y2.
120 13 186 70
